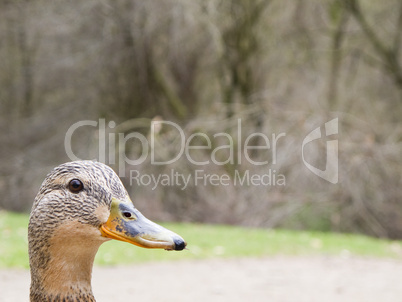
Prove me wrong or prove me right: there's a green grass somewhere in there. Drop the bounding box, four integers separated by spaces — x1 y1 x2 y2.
1 211 402 269
0 211 29 269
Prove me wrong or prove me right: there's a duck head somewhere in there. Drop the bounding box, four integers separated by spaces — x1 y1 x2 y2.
28 161 186 301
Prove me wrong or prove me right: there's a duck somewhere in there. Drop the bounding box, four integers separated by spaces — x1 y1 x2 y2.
28 161 186 301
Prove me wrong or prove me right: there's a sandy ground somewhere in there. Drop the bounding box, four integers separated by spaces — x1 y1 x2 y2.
1 256 402 302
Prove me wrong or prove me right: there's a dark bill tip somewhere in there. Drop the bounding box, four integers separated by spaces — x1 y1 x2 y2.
174 238 187 251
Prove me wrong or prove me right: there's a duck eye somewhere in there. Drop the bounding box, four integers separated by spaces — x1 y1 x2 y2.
68 179 84 193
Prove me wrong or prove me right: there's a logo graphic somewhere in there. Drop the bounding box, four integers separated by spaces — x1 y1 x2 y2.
302 118 338 184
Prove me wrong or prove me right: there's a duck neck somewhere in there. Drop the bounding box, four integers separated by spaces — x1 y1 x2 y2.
30 242 100 301
34 249 98 299
29 221 107 302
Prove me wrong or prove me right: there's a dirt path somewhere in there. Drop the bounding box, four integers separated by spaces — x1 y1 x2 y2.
1 256 402 302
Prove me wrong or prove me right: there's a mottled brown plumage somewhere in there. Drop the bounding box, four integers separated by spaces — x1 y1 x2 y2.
29 161 186 302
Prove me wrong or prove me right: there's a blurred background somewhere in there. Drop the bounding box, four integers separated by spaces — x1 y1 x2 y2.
0 0 401 239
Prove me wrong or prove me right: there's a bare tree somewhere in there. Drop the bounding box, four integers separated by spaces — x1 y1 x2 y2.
343 0 402 92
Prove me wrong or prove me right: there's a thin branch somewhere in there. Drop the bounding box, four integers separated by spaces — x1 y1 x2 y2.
345 0 388 57
393 2 402 57
345 0 402 88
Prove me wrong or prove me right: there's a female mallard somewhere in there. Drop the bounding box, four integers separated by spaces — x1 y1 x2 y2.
28 161 186 301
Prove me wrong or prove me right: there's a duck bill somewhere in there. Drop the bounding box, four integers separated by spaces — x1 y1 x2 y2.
100 198 186 251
